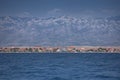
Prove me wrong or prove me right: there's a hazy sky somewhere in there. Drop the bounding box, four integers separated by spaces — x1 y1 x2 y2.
0 0 120 17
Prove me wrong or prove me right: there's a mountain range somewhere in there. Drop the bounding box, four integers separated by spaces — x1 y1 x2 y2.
0 16 120 46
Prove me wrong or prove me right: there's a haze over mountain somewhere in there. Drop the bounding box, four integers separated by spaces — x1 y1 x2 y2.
0 15 120 46
0 0 120 46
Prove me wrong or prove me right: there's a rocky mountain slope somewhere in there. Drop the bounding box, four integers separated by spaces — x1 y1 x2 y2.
0 16 120 46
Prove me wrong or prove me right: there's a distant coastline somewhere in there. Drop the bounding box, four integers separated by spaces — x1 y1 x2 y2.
0 46 120 53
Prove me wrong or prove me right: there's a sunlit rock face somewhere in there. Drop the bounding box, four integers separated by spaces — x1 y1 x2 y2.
0 16 120 46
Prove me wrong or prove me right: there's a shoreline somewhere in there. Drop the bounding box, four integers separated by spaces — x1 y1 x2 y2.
0 46 120 53
0 52 120 53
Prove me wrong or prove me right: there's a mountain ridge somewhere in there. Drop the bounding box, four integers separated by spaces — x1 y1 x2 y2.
0 16 120 46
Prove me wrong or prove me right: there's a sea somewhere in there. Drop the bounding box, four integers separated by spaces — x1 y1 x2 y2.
0 53 120 80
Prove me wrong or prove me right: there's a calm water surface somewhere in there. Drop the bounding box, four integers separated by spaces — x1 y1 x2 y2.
0 53 120 80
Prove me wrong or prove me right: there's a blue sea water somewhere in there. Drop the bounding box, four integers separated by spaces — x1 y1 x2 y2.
0 53 120 80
